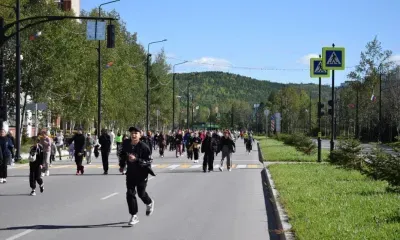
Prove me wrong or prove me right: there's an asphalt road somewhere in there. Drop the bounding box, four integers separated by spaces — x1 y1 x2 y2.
0 139 274 240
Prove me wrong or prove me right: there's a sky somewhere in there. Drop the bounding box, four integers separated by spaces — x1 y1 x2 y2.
80 0 400 87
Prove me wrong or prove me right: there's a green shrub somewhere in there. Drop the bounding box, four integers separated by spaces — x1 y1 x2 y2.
363 148 400 189
329 139 364 171
273 133 317 155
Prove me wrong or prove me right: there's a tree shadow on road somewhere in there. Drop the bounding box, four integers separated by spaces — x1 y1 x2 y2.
0 222 127 231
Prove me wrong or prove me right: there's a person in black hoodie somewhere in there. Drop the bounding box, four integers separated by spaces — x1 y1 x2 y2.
119 126 155 226
99 129 111 174
0 126 13 183
201 131 217 172
218 130 236 172
69 128 86 175
28 139 45 195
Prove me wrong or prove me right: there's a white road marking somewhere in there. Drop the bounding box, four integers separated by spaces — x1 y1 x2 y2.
101 192 119 200
52 165 70 169
190 164 202 169
5 229 35 240
167 164 180 170
151 164 158 168
236 164 247 168
213 164 220 168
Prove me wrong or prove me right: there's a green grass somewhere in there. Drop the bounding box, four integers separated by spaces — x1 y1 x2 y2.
255 136 329 162
269 164 400 240
16 159 29 164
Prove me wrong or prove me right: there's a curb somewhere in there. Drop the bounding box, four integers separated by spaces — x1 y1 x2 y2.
257 141 294 240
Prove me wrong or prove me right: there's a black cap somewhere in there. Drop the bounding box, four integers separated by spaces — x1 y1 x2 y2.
128 126 141 133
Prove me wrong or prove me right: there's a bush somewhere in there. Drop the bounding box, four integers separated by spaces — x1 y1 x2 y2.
329 139 364 171
273 133 316 155
363 148 400 189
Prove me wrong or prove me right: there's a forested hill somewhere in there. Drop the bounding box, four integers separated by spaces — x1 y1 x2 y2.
175 71 331 105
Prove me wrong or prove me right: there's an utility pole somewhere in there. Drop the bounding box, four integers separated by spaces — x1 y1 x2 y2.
186 80 190 130
15 0 21 161
379 71 382 142
146 39 167 132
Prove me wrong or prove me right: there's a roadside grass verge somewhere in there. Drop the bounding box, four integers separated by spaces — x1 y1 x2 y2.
269 164 400 240
255 136 329 162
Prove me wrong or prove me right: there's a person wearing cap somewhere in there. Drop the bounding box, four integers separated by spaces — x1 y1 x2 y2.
0 124 13 183
68 128 86 175
119 126 156 226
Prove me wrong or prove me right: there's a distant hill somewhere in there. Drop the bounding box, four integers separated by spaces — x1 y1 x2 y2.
175 71 332 105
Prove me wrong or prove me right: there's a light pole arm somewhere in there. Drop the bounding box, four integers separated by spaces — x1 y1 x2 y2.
1 16 116 47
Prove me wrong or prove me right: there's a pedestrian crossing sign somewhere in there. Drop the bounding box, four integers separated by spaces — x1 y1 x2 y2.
310 58 330 78
322 47 345 70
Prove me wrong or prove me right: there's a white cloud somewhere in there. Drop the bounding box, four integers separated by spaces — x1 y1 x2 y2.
298 53 319 65
389 54 400 64
189 57 232 71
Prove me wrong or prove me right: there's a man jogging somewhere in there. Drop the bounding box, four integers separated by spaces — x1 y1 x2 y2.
119 126 156 226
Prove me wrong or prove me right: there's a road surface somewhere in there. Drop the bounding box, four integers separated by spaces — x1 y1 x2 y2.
0 139 276 240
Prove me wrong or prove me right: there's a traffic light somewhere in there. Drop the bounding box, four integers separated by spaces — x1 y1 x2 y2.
107 24 115 48
318 102 324 118
328 100 334 115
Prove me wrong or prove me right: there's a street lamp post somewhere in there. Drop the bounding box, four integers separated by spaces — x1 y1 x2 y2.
146 39 167 132
97 0 120 139
1 11 115 160
172 61 187 131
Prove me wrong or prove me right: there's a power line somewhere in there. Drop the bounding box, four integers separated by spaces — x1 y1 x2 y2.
166 56 400 72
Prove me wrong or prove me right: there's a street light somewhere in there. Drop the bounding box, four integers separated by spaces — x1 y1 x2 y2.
172 61 188 131
146 39 167 132
97 0 120 139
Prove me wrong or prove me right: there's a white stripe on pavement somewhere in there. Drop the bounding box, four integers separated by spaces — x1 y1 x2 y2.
101 192 119 200
167 164 180 170
190 164 202 169
5 229 35 240
151 164 159 168
236 164 247 168
52 165 70 169
213 164 220 168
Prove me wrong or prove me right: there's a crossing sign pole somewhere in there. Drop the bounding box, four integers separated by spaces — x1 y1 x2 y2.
322 43 346 152
310 54 330 162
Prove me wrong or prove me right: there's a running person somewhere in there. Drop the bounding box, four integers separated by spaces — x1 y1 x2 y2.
119 126 156 226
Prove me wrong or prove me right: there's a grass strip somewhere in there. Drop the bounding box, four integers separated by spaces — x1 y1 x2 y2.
269 164 400 240
255 136 329 162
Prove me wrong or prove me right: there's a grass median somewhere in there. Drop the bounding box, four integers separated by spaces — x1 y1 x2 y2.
269 164 400 240
255 136 329 162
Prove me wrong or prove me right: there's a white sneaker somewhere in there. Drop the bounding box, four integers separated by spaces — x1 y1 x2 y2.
2 178 7 183
30 190 36 196
219 166 223 171
0 178 3 183
228 168 232 172
128 215 139 226
46 170 50 176
146 199 155 216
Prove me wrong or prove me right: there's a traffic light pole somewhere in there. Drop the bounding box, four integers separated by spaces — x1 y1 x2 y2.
318 76 322 162
330 44 336 152
330 69 335 152
0 15 116 160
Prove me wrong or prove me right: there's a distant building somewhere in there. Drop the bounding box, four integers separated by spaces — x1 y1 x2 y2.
54 0 80 17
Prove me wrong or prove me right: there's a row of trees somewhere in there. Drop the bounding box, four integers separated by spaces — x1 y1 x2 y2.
251 37 399 142
2 1 172 134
